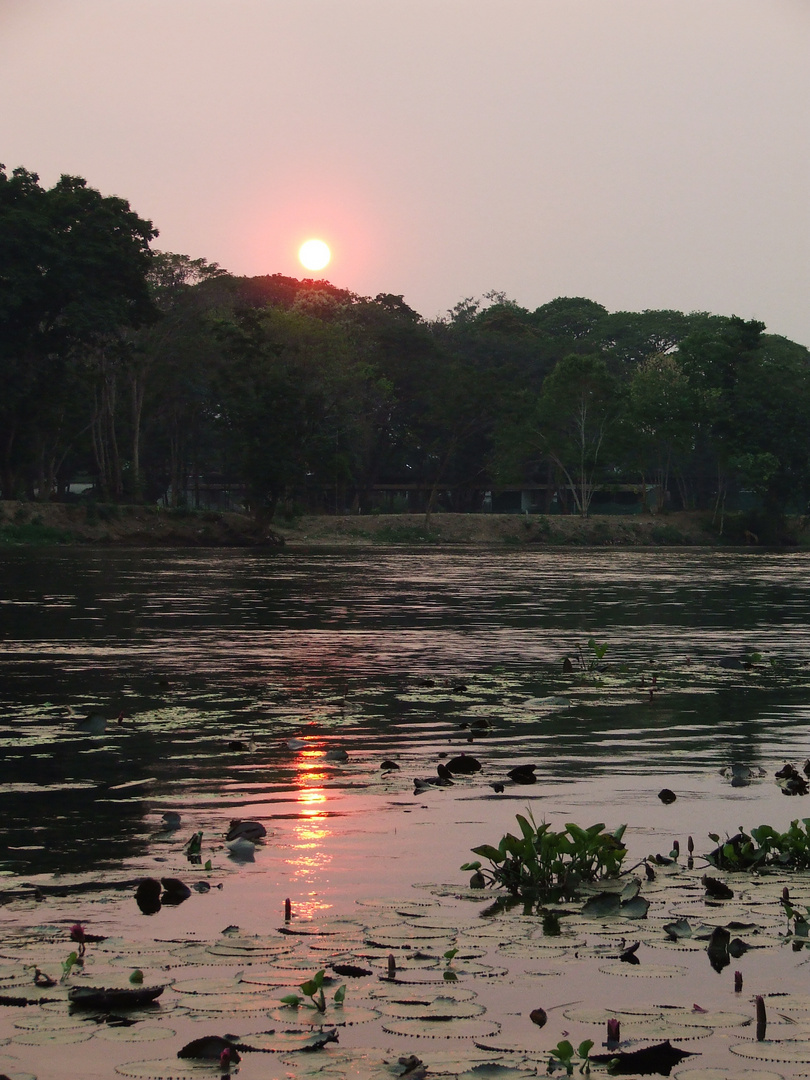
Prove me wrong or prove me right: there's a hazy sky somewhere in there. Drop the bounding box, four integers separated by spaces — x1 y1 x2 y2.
2 1 808 343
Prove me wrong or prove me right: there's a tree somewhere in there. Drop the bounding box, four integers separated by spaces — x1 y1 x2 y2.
677 316 766 513
125 252 229 502
621 353 698 512
531 297 608 344
535 353 620 516
0 165 157 498
213 304 374 520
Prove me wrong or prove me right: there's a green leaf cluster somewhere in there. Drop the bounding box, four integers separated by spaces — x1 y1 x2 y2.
706 819 810 871
547 1038 594 1075
462 813 627 901
279 969 346 1013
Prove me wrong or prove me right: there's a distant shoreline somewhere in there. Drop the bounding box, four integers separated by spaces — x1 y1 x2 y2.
1 503 803 549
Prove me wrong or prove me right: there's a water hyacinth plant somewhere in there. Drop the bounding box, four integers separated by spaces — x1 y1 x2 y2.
280 969 346 1013
547 1038 594 1076
706 819 810 871
462 813 627 901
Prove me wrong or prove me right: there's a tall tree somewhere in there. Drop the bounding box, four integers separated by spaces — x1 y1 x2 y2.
535 353 620 516
0 165 157 498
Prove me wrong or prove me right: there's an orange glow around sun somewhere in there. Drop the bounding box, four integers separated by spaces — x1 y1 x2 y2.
298 238 331 272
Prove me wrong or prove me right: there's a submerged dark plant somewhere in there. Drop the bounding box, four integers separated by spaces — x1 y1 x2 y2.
462 813 627 902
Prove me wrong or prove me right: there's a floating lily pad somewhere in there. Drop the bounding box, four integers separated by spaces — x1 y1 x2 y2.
239 967 332 987
355 896 439 910
116 1057 241 1078
266 1004 380 1026
364 924 455 943
366 952 448 971
236 1027 340 1052
562 1006 664 1023
381 1016 501 1039
730 1041 810 1063
460 923 525 940
403 916 478 932
672 1069 784 1080
613 1021 715 1041
497 943 570 960
94 1024 176 1043
597 961 688 978
454 1067 540 1080
172 992 271 1015
169 976 265 995
660 1008 752 1029
206 940 295 958
13 1026 95 1045
762 994 810 1016
642 936 707 952
366 984 478 1003
12 1014 90 1032
375 997 486 1019
397 1048 510 1074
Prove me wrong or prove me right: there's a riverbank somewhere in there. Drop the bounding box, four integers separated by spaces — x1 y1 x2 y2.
0 502 801 547
277 510 722 546
0 500 282 547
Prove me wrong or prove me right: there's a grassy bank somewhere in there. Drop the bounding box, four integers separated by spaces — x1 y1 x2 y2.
1 502 805 548
277 510 732 547
0 501 281 547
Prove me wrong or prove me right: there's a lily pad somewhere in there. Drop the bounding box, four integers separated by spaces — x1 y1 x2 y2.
375 997 487 1019
169 976 265 995
366 983 478 1003
13 1026 95 1045
562 1006 665 1023
236 1027 340 1052
673 1070 783 1080
381 1016 502 1039
730 1041 810 1063
116 1058 242 1078
266 1003 380 1026
95 1024 176 1043
598 961 688 978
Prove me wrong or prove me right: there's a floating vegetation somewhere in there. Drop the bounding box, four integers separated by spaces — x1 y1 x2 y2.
462 814 628 904
706 822 810 873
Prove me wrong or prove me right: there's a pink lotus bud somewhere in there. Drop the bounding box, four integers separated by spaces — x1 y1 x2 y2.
606 1018 620 1047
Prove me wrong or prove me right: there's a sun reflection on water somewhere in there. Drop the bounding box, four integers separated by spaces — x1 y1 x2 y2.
284 756 334 910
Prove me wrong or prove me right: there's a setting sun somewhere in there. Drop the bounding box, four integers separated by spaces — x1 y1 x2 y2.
298 238 331 271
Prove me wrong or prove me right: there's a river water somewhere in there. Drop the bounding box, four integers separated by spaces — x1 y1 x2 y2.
3 546 810 882
2 546 810 1078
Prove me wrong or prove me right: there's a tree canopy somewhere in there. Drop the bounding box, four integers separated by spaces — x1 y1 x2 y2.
2 164 810 532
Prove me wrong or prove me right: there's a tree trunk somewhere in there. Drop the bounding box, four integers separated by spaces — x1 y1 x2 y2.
130 374 145 502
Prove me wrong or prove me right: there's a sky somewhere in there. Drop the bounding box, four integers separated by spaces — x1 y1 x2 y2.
2 0 808 344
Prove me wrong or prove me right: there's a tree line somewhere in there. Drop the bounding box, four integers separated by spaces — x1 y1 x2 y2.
3 164 810 535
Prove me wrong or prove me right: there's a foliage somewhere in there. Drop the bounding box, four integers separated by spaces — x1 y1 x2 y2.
0 523 74 545
535 353 621 516
575 638 608 671
706 820 810 872
60 951 80 982
462 813 627 901
3 160 810 526
279 969 346 1013
547 1038 594 1076
0 164 158 502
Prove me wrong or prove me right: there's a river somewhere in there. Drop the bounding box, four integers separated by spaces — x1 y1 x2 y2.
2 546 810 1079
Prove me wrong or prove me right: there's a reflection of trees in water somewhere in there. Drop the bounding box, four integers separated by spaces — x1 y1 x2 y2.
2 549 810 875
